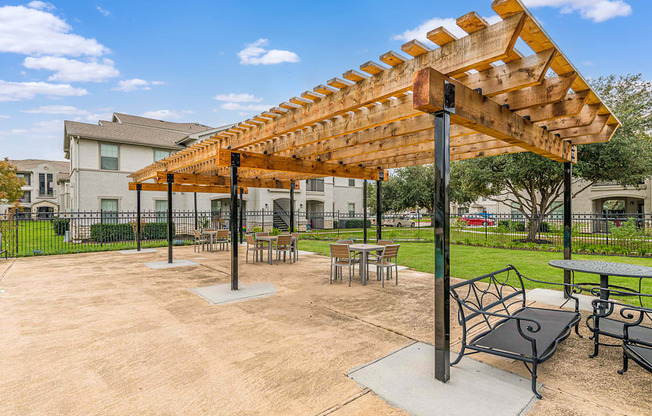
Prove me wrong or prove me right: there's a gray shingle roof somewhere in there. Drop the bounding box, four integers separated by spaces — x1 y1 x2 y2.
112 113 212 134
64 120 190 149
9 159 70 173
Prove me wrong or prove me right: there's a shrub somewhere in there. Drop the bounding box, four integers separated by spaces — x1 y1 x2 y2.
339 219 371 229
498 220 511 228
90 221 172 242
51 218 70 236
512 221 526 232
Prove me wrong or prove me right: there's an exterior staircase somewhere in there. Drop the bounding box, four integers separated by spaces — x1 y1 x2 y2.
272 200 290 231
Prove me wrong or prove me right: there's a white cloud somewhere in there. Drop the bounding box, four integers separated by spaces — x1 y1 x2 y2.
238 39 299 65
522 0 631 22
0 4 109 56
0 80 87 102
140 109 194 120
96 6 110 17
392 15 502 43
26 1 55 11
213 93 263 103
23 56 119 82
219 102 270 112
23 105 89 115
0 115 9 120
112 78 164 92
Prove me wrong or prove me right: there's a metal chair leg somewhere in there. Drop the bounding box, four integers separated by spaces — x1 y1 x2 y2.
617 349 628 375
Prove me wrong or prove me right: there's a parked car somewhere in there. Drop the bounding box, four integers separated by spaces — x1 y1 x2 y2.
370 216 417 227
458 214 495 226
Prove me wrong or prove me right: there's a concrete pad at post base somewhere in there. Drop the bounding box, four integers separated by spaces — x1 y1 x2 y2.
528 288 596 312
348 342 539 416
144 259 198 269
190 282 275 305
118 248 158 254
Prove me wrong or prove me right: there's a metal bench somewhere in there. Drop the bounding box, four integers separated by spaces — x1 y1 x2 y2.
450 265 582 399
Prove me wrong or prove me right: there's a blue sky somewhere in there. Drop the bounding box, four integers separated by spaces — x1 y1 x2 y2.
0 0 648 161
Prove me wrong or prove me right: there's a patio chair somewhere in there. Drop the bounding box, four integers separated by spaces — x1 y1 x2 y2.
337 239 353 244
587 287 652 358
588 297 652 376
368 244 400 287
274 234 293 265
255 232 269 239
329 243 354 285
336 239 360 273
291 232 299 262
216 230 229 251
193 229 207 253
450 265 583 399
378 240 393 246
245 235 265 264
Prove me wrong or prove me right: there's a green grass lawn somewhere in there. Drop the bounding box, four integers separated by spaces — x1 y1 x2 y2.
299 240 652 306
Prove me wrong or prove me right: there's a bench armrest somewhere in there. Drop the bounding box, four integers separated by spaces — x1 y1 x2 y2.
509 265 585 313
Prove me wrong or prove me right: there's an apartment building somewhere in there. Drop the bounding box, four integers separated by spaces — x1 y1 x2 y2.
63 113 363 228
0 159 70 216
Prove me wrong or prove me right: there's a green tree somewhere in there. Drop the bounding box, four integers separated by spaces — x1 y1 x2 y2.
0 158 24 204
451 74 652 241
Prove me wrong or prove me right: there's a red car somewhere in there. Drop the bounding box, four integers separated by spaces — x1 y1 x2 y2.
458 214 494 226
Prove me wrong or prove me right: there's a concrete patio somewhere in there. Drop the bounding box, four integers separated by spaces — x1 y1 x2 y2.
0 246 650 415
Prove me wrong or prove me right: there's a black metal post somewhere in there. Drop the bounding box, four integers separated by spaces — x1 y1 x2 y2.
239 187 244 243
376 172 383 242
230 153 240 290
194 192 198 231
136 184 142 251
167 173 174 264
290 180 295 233
363 180 368 243
563 161 572 296
434 81 454 383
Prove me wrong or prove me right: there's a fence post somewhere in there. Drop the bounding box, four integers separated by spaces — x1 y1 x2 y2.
337 210 340 236
484 208 488 241
99 209 103 247
605 214 609 246
15 211 19 256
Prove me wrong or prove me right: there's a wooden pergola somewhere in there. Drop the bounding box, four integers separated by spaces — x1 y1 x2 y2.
129 0 619 383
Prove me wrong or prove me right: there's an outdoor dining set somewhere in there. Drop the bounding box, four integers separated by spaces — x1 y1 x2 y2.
328 240 401 288
450 259 652 399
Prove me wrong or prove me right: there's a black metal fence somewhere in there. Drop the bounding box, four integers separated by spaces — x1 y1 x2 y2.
1 210 652 257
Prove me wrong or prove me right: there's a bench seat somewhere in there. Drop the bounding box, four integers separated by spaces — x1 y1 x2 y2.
475 307 579 359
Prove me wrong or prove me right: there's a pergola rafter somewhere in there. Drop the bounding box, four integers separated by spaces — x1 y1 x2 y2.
127 0 621 387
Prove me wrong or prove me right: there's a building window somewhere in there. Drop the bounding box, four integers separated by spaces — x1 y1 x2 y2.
307 178 324 192
348 203 355 217
100 143 119 170
38 173 53 197
100 199 118 223
19 191 31 203
349 179 355 187
155 199 168 221
154 149 171 162
17 172 30 186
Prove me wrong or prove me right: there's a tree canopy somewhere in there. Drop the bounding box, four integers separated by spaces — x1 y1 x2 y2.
450 73 652 240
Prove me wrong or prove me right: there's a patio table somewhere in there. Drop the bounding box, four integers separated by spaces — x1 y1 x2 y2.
256 235 298 264
548 259 652 300
203 230 217 252
349 244 384 285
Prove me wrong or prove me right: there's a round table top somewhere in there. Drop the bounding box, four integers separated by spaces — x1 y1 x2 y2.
548 259 652 278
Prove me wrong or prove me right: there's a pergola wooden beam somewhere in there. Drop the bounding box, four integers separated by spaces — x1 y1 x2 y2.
218 14 526 150
128 182 247 194
153 171 298 189
215 149 388 181
413 66 573 162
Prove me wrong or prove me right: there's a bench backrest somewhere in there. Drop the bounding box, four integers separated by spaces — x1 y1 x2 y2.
450 266 526 334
